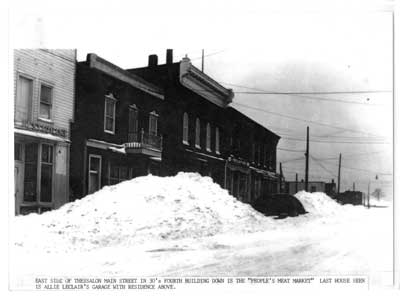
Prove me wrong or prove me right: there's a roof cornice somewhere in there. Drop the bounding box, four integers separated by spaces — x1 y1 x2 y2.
87 54 164 100
179 57 233 108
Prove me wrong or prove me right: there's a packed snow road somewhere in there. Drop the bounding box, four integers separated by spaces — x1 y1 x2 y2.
10 173 393 288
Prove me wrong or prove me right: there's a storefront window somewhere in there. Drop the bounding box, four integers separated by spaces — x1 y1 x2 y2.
14 143 22 161
109 165 129 185
23 143 38 202
40 144 53 202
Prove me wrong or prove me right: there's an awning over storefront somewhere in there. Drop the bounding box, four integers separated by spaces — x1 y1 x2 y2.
150 156 162 162
14 128 69 143
249 166 280 180
108 146 126 154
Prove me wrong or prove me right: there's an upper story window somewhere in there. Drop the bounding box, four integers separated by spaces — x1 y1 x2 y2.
215 127 220 154
39 84 53 120
15 75 33 122
104 93 116 134
182 112 189 145
195 118 201 149
128 105 139 141
149 111 158 136
206 123 211 151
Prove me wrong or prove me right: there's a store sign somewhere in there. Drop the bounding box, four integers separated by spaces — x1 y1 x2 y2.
15 121 67 138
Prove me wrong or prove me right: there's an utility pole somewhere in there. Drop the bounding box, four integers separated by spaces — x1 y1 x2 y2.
367 181 370 209
305 126 309 192
337 153 342 194
279 162 283 193
201 49 204 72
295 173 298 193
353 182 355 191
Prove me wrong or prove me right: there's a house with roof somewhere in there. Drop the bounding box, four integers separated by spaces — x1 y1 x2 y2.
70 54 164 199
14 49 76 214
128 49 280 203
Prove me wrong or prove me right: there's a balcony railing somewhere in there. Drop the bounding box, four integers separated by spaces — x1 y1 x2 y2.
125 129 162 152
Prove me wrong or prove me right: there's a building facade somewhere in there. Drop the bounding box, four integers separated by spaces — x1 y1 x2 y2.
129 50 280 204
70 54 164 199
70 50 281 204
14 49 76 215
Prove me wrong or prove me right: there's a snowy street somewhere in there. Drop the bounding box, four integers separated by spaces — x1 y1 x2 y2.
10 173 393 289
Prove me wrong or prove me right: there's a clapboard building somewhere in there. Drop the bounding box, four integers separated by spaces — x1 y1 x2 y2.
14 49 76 214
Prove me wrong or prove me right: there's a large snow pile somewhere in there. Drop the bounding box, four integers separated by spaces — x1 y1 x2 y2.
294 191 343 216
12 173 270 253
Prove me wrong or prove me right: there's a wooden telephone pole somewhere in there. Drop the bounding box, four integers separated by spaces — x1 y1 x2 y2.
367 181 370 208
279 162 283 193
337 153 342 194
305 126 309 192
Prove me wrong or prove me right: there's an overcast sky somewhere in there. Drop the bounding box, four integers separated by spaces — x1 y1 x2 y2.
9 0 394 196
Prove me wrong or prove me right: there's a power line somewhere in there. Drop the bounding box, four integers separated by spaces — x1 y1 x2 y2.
310 154 336 176
277 131 386 142
221 82 388 106
191 49 227 61
311 151 385 161
232 102 384 138
313 158 393 176
277 147 304 153
282 136 389 144
281 157 304 164
222 83 392 95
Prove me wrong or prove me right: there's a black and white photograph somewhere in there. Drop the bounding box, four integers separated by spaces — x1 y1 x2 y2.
5 0 399 295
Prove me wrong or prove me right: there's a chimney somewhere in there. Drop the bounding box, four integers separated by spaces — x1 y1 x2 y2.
166 49 173 64
148 54 158 67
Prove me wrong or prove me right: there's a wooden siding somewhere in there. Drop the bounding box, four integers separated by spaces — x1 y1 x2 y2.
14 49 76 138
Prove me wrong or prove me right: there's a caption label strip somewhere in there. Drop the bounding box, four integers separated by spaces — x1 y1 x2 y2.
29 276 369 290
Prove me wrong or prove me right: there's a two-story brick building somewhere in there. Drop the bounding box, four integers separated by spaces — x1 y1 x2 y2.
69 54 165 199
69 50 280 204
129 50 280 204
14 49 76 214
224 106 280 203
